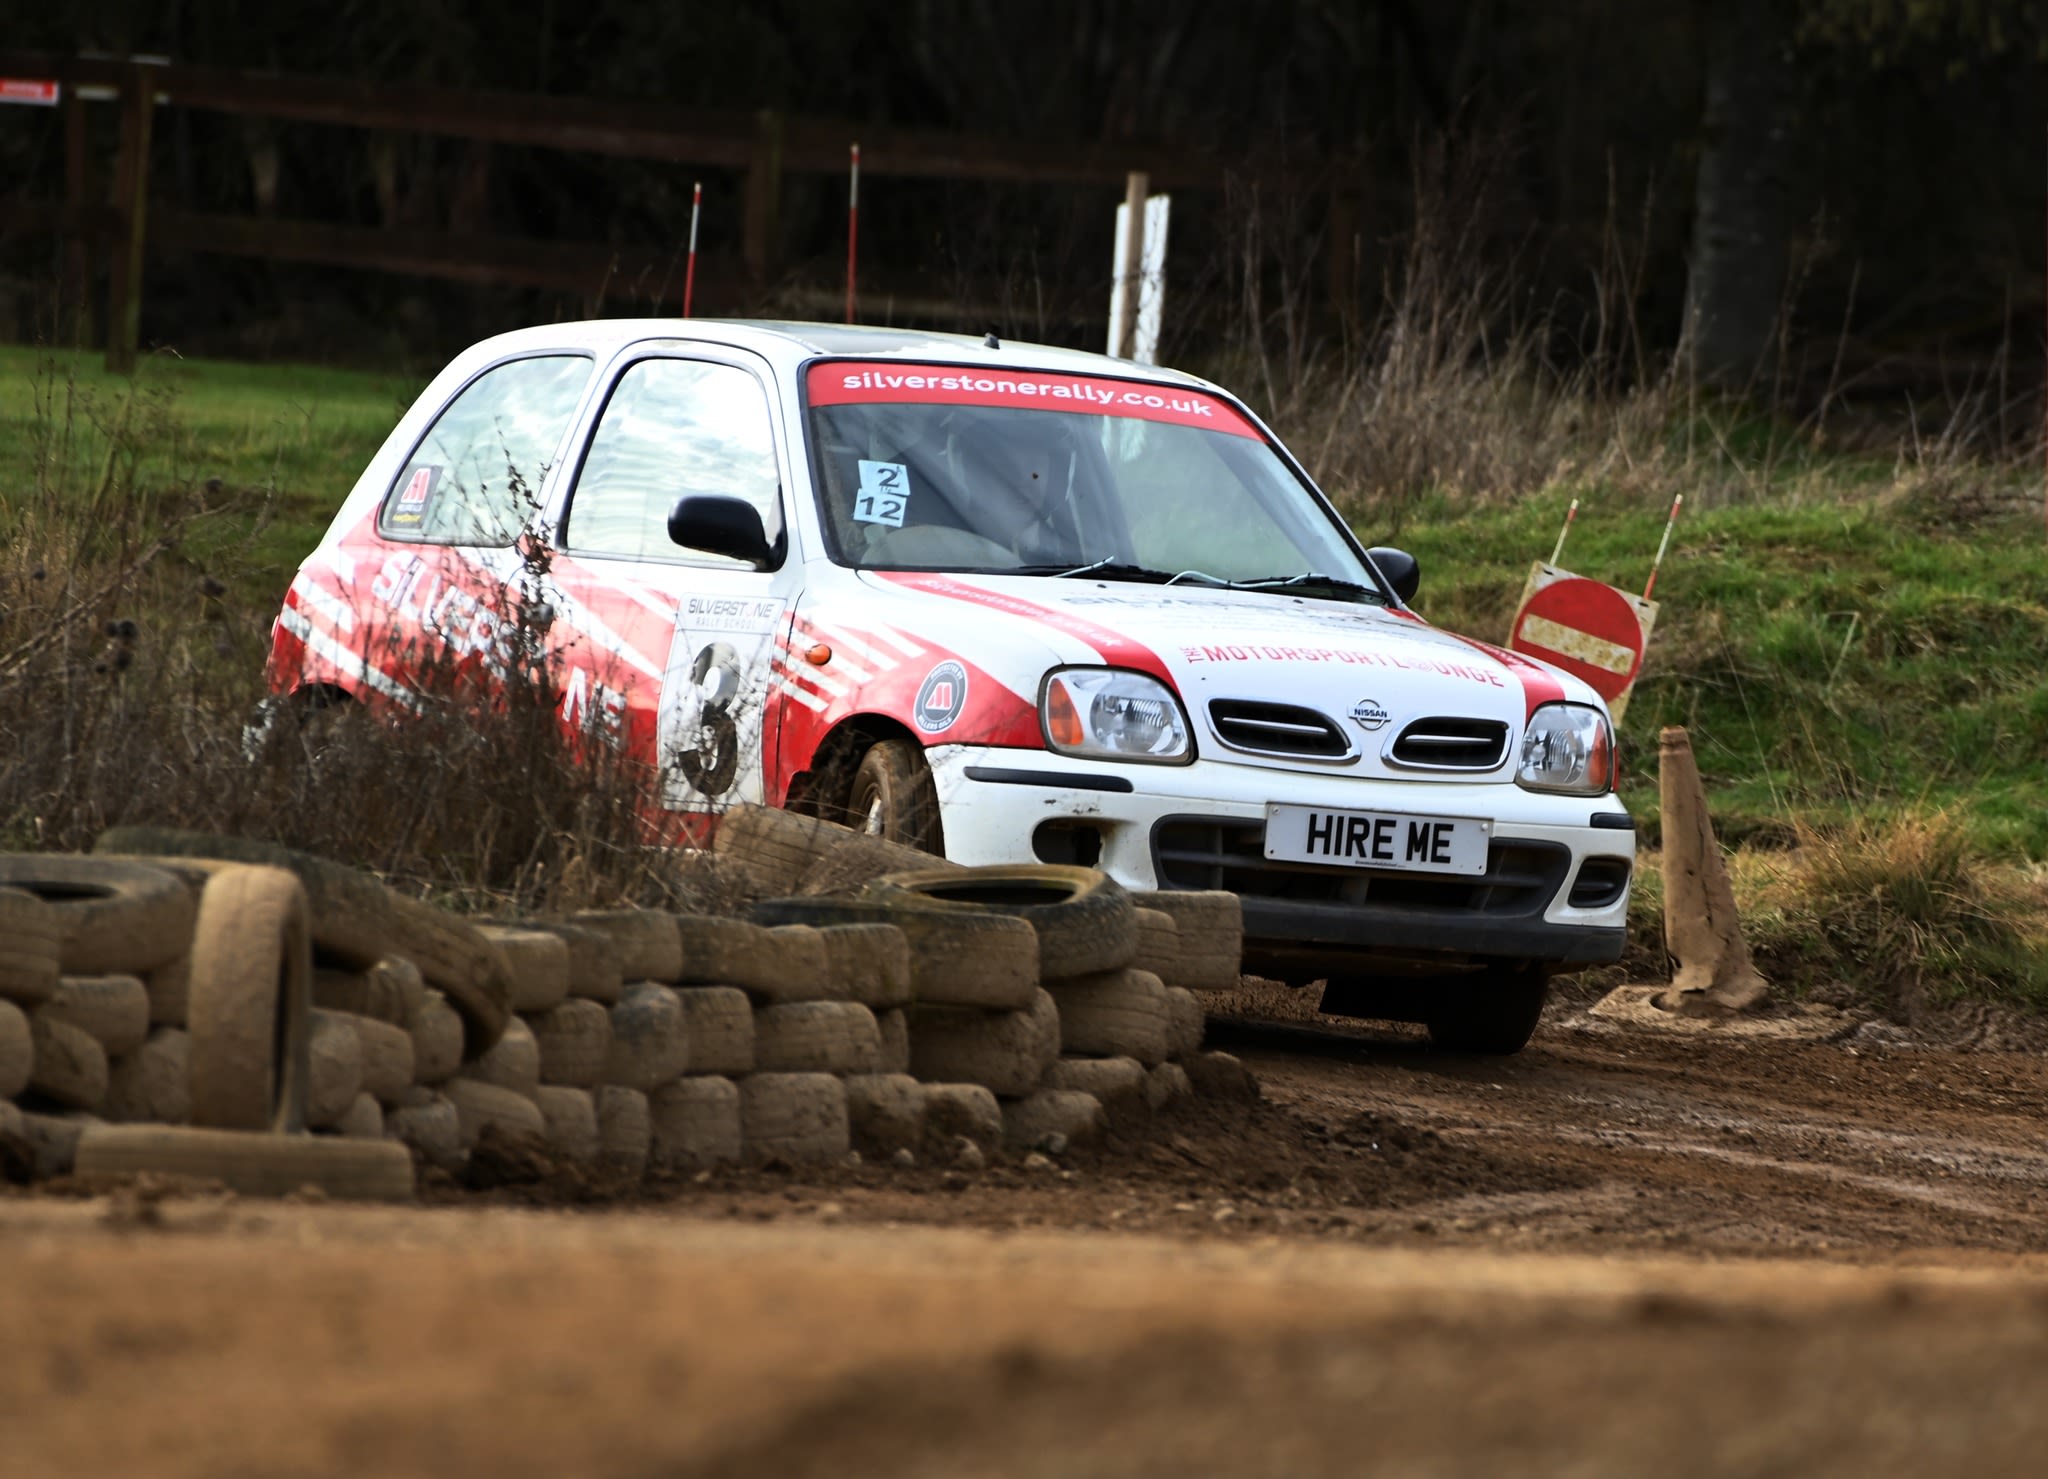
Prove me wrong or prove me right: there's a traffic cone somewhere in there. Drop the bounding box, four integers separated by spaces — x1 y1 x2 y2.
1653 726 1768 1015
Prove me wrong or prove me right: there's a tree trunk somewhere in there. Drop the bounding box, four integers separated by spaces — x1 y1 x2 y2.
1683 0 1798 390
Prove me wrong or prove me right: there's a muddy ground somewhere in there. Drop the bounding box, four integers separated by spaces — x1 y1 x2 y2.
7 985 2048 1476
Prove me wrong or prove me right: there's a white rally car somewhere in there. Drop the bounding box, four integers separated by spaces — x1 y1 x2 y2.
270 320 1632 1052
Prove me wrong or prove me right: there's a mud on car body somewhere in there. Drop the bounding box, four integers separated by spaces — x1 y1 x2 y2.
270 321 1631 1053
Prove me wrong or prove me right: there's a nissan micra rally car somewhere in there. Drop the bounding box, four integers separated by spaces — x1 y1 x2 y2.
270 320 1631 1052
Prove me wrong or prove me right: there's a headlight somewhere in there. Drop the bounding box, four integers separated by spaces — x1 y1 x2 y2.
1516 703 1614 795
1040 667 1192 764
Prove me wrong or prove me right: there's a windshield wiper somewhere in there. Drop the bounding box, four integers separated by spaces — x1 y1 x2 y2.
1228 572 1386 602
1013 560 1184 583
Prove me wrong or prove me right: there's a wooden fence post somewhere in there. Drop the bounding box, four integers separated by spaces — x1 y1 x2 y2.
61 82 93 347
743 108 783 287
105 63 157 375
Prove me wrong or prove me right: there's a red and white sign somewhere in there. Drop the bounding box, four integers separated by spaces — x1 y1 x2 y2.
0 79 61 106
1508 562 1657 721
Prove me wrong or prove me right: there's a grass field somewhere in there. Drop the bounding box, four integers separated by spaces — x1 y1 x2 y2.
5 338 2047 1006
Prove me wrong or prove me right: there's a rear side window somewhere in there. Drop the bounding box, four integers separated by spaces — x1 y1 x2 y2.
380 355 592 545
565 358 782 564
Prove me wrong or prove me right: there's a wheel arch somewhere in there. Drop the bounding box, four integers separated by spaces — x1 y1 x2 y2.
782 711 922 816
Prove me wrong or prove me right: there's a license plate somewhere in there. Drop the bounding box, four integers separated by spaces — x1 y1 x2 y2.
1264 804 1491 875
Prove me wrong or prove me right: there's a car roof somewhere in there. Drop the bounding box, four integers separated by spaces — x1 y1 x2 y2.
466 318 1221 391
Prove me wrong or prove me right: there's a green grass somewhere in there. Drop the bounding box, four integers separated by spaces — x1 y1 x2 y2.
0 344 416 593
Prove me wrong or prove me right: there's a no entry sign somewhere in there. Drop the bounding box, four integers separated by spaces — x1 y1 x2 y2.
0 79 60 106
1508 562 1657 721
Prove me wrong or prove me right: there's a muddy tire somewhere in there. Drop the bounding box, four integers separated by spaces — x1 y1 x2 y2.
346 1014 416 1105
185 866 311 1133
533 1085 599 1163
28 1013 109 1110
875 1007 910 1074
1183 1049 1260 1102
95 826 395 970
387 1090 464 1171
334 1093 385 1140
538 923 625 1005
919 1083 1001 1154
0 886 61 1006
1132 907 1179 980
817 924 912 1009
672 987 754 1076
459 1015 540 1099
604 984 689 1092
752 897 1039 1010
649 1075 741 1169
753 1001 882 1074
102 1028 192 1125
1046 1055 1149 1115
528 997 612 1088
842 1073 926 1156
409 990 465 1085
673 914 771 984
304 1009 367 1129
865 864 1135 980
567 909 682 985
1145 1060 1192 1109
0 998 33 1100
907 989 1059 1097
0 854 195 976
76 1124 415 1201
739 1072 849 1164
478 927 571 1014
1162 986 1206 1060
844 737 946 853
714 804 863 896
596 1085 651 1177
144 954 192 1028
1002 1089 1104 1152
1130 890 1242 991
444 1078 546 1150
311 957 426 1028
1046 967 1170 1065
386 895 510 1058
38 973 150 1058
1424 961 1550 1056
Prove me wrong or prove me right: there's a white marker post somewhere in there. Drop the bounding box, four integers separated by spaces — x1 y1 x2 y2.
683 181 701 317
1550 497 1580 567
1644 493 1684 600
845 143 860 325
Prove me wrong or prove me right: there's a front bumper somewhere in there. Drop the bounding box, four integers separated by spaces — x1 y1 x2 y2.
928 745 1632 979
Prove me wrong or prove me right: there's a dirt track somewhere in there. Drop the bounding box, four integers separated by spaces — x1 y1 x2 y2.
8 999 2048 1475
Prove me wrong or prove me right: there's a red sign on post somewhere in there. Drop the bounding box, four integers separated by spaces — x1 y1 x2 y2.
0 79 61 106
1508 562 1657 722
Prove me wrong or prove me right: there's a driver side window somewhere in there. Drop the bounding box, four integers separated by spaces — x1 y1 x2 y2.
566 358 782 564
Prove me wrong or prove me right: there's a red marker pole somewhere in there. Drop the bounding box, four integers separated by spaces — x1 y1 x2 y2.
683 181 702 318
1643 493 1684 600
845 143 860 325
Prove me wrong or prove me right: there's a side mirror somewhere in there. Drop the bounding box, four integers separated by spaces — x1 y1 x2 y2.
1366 546 1420 603
668 494 777 569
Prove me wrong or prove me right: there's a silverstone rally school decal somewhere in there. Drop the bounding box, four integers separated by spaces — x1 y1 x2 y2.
657 593 787 809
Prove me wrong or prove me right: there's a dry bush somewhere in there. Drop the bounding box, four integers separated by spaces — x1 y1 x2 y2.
0 363 692 914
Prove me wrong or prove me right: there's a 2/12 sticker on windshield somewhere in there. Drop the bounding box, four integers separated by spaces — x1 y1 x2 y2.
854 459 910 527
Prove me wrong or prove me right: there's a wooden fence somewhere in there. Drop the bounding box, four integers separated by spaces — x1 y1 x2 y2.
0 50 1355 373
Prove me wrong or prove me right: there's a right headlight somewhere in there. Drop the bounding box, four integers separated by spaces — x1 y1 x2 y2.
1515 702 1614 795
1039 667 1193 764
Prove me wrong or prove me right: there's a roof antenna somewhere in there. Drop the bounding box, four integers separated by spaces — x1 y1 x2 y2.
984 330 1001 349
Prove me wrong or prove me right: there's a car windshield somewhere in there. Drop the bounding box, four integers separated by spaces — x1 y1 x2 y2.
803 361 1383 601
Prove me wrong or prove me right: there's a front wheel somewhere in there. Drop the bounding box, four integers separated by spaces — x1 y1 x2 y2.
1423 960 1550 1055
845 738 945 855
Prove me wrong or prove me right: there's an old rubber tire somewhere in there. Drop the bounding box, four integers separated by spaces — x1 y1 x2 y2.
28 1013 109 1110
75 1124 415 1201
534 1085 600 1163
1162 986 1206 1060
40 974 151 1057
102 1028 192 1125
841 1073 926 1157
94 826 395 970
751 897 1038 1009
845 738 945 854
409 991 464 1085
864 864 1136 980
649 1075 741 1169
604 983 689 1091
753 1001 882 1074
875 1007 910 1074
528 997 613 1088
311 957 425 1028
738 1072 849 1165
536 923 624 1005
385 895 510 1057
304 1009 367 1129
0 855 195 975
1131 908 1179 980
1045 967 1170 1065
1130 890 1243 991
185 866 312 1134
478 926 571 1013
1424 961 1550 1056
672 987 754 1075
907 989 1059 1097
0 886 61 1006
0 999 32 1100
459 1015 541 1099
567 909 682 985
1001 1089 1104 1152
443 1078 546 1149
816 924 912 1009
345 1013 416 1105
596 1084 651 1176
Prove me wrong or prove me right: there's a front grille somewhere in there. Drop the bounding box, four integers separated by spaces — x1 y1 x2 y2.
1207 700 1350 759
1152 814 1568 915
1388 716 1510 770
